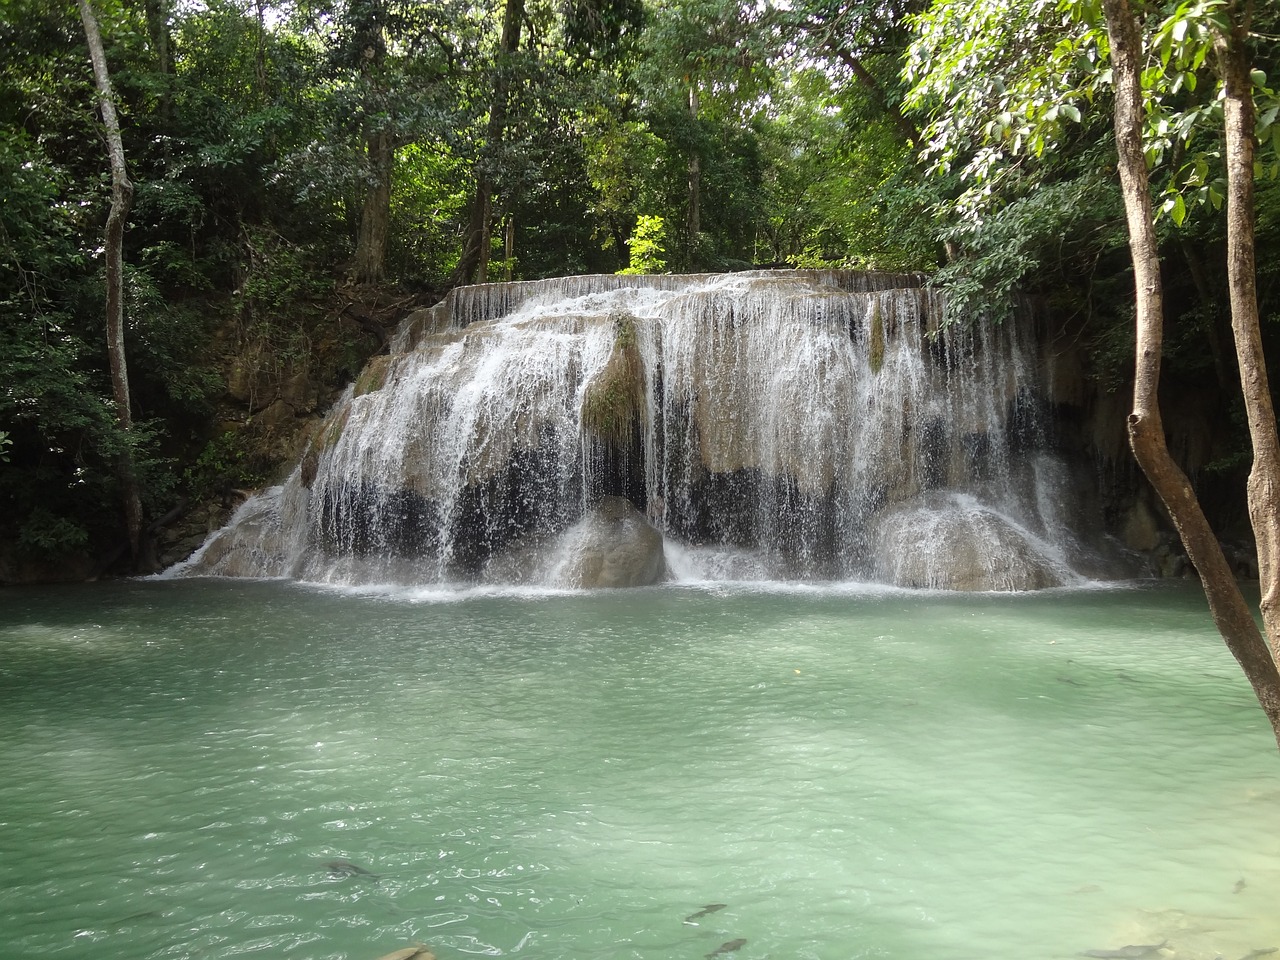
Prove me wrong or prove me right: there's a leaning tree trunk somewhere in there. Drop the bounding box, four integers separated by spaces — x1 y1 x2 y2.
1215 0 1280 668
79 0 146 567
1101 0 1280 747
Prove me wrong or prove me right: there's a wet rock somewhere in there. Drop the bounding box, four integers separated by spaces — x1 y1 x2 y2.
1120 497 1162 553
555 496 666 588
871 493 1068 591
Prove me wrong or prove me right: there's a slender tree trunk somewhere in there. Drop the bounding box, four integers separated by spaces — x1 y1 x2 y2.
350 0 392 285
352 126 392 284
1215 1 1280 666
253 0 268 97
503 213 515 281
142 0 172 125
457 0 523 285
460 187 494 285
1178 238 1232 393
1101 0 1280 747
686 78 701 267
833 49 921 146
79 0 145 566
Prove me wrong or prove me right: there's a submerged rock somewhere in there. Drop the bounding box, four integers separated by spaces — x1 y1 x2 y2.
554 497 666 588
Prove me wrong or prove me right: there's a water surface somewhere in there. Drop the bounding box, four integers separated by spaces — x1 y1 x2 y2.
1 579 1277 960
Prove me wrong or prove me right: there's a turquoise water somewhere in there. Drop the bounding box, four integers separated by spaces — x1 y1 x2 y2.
1 579 1278 960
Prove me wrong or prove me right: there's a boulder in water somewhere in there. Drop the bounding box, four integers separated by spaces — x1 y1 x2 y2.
871 493 1069 591
555 496 666 588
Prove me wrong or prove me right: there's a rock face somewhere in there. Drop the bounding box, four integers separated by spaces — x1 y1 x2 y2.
554 497 666 588
172 270 1132 590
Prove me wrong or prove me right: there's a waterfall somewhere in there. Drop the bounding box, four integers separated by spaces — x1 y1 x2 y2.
171 270 1125 590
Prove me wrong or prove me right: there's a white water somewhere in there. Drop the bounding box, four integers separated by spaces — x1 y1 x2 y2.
172 271 1128 590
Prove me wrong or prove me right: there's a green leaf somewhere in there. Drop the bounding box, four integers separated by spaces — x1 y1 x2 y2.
1252 69 1268 88
1171 193 1186 226
1061 103 1081 123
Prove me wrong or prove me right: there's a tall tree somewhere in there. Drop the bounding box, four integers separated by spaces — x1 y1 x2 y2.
457 0 524 284
350 0 393 284
1211 0 1280 670
1100 0 1280 746
640 0 777 267
906 0 1280 746
78 0 145 565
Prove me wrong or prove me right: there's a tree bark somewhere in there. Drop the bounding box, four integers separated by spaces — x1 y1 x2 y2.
457 0 524 285
503 213 516 281
352 126 392 284
1101 0 1280 748
1215 0 1280 667
686 78 701 267
833 49 921 146
142 0 172 124
79 0 146 567
1177 238 1232 394
350 1 392 285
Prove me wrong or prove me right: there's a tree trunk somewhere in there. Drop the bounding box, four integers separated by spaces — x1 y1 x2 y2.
1178 238 1232 394
833 49 921 146
1215 1 1280 667
457 0 523 285
79 0 146 568
350 0 392 286
352 126 392 284
503 213 515 281
142 0 172 124
1101 0 1280 748
686 78 701 267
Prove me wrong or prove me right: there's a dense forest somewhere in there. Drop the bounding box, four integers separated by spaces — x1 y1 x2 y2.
1 0 1279 581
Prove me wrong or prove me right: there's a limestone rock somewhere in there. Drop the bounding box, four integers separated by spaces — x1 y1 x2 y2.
1120 497 1162 553
871 494 1068 591
555 496 666 588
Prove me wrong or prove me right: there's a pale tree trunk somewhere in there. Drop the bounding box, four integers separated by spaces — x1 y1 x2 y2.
79 0 146 567
1215 0 1280 666
457 0 523 285
686 78 701 267
1101 0 1280 747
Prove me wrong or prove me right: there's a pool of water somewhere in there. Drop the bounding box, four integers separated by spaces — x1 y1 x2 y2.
1 579 1278 960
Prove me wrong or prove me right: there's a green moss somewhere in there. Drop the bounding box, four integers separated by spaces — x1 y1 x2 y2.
582 323 646 447
353 355 391 397
613 312 637 350
868 300 886 374
316 403 352 453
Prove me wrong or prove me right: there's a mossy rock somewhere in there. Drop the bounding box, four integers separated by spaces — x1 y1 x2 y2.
299 449 320 488
353 355 391 397
868 300 885 374
581 328 646 447
316 402 352 453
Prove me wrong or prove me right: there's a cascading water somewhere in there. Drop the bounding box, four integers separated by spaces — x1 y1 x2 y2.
171 270 1127 590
